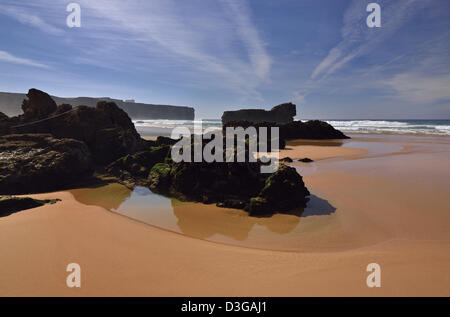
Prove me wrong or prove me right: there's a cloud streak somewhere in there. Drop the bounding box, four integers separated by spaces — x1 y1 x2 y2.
311 0 430 80
75 0 271 98
384 72 450 104
0 0 271 100
0 3 64 35
0 50 48 68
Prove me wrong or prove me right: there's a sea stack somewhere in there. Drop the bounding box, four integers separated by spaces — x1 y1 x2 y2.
222 102 296 125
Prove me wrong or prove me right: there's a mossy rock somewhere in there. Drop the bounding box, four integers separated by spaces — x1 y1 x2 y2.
148 145 171 159
107 145 171 178
217 199 247 210
148 163 172 191
248 197 271 215
259 165 309 211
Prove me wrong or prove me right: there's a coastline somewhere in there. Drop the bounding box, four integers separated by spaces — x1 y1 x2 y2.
1 133 450 296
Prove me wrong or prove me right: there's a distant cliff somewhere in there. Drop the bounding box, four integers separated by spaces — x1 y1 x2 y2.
0 92 195 120
222 103 296 125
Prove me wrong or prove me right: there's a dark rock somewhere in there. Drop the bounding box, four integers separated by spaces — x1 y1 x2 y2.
222 102 296 125
0 112 11 136
148 163 172 191
298 157 314 163
0 134 94 194
280 157 293 163
54 103 72 115
223 119 349 149
0 112 8 121
281 120 349 140
107 130 311 216
251 165 310 215
222 120 286 150
148 161 265 203
216 199 247 210
248 197 270 215
146 160 310 216
21 88 57 120
222 101 348 141
150 136 179 146
0 196 60 217
5 89 149 164
106 145 171 181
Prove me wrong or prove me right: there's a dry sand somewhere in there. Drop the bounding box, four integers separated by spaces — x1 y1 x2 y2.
1 134 450 296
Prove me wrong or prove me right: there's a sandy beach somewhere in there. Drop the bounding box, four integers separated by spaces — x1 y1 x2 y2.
1 133 450 296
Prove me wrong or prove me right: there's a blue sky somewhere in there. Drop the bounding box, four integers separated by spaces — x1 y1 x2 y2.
0 0 449 119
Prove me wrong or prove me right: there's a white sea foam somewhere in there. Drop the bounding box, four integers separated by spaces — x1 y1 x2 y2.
133 119 450 136
325 120 450 135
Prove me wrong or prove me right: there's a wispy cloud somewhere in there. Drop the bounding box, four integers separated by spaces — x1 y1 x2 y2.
0 3 64 36
0 50 48 68
311 0 430 80
73 0 271 98
221 0 272 80
384 72 450 104
292 0 435 105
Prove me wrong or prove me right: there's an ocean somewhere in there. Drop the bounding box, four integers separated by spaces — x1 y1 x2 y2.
133 119 450 136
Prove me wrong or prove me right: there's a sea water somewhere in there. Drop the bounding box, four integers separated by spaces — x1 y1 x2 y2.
133 119 450 136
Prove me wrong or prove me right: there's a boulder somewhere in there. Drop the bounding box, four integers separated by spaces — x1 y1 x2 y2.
222 120 286 149
222 102 296 125
281 120 349 140
250 165 310 215
148 161 266 204
147 160 310 215
21 88 57 120
222 102 348 140
148 163 172 191
104 131 312 216
223 119 349 146
107 145 171 180
280 157 293 163
0 134 94 194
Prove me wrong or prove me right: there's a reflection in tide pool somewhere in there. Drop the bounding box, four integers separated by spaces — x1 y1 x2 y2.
69 183 337 251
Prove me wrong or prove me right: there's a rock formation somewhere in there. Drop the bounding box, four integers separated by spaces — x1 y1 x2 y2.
281 120 349 140
0 134 94 194
148 162 309 215
280 157 293 163
21 88 57 120
223 119 349 145
1 89 149 164
0 90 312 216
222 103 349 140
298 158 314 163
222 102 296 125
107 136 310 216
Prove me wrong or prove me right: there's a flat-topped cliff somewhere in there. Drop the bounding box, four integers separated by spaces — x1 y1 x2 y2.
0 92 194 120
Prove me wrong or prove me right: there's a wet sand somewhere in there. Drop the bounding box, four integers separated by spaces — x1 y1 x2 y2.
280 138 368 161
1 133 450 296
